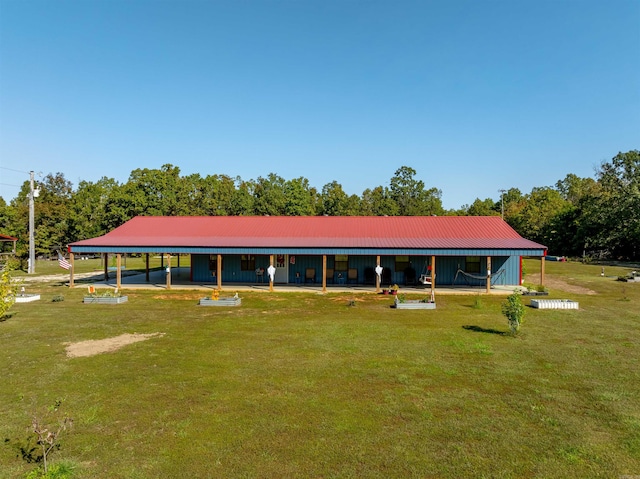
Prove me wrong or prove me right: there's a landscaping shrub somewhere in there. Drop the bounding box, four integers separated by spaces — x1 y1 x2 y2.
502 292 525 336
26 461 76 479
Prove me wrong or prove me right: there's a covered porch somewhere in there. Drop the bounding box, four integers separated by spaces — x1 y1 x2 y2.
68 265 526 295
66 251 546 295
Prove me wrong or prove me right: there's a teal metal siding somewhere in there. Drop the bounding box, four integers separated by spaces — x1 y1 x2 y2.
170 252 526 286
191 254 212 282
432 255 519 286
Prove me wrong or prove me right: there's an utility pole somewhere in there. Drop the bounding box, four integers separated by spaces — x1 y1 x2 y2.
499 189 506 220
28 171 39 274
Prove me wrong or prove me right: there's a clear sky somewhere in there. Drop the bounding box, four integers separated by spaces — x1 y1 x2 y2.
1 0 638 210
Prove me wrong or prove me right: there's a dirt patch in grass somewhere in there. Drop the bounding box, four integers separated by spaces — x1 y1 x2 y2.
527 273 596 295
327 295 365 303
152 293 204 300
65 333 165 358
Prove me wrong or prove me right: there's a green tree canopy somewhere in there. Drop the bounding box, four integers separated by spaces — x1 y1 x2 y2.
389 166 444 216
360 186 397 216
320 181 361 216
2 151 639 260
253 173 287 216
465 198 499 216
69 177 120 241
593 150 640 258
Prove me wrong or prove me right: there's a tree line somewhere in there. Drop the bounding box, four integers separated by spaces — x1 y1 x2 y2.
1 150 638 262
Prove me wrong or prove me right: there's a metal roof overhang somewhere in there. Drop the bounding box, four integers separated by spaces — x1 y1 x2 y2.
70 245 546 257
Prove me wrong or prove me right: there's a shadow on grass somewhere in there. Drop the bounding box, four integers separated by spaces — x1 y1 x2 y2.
463 325 506 336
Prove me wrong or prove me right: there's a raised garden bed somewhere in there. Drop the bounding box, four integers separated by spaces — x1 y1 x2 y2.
530 299 578 310
522 291 549 296
393 298 436 310
12 294 41 303
199 297 242 307
83 296 129 304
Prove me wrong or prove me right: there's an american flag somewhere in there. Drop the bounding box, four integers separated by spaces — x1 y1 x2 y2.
58 252 71 270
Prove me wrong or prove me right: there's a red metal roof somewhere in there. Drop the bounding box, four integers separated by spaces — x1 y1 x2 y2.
69 216 546 251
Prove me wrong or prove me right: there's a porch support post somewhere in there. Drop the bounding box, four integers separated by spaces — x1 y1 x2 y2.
540 256 546 287
145 253 150 282
104 253 109 281
269 254 274 292
322 255 327 293
376 255 381 293
69 252 75 288
165 254 171 289
430 255 436 295
116 253 122 290
217 254 222 290
486 256 492 294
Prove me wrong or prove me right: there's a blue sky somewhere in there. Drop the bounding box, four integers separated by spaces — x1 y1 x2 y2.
1 0 638 209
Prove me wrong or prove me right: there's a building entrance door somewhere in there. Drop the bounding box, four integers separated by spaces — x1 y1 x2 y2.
274 254 289 284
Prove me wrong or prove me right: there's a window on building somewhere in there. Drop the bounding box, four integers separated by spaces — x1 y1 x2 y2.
395 255 410 272
241 255 256 271
334 255 348 271
209 255 223 276
465 256 481 274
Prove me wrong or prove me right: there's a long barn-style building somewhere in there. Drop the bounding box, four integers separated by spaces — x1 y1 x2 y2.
68 215 547 292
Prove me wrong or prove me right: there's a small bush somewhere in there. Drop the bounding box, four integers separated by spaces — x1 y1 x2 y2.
26 460 76 479
502 292 525 336
51 295 64 303
0 262 19 318
472 294 483 309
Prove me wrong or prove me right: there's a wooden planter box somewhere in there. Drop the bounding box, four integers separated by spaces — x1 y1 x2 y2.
393 299 436 310
199 297 242 307
530 299 578 310
83 296 128 304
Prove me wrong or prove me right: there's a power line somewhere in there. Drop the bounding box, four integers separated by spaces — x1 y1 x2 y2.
0 166 30 175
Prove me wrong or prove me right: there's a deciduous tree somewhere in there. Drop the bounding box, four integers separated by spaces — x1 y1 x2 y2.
389 166 443 216
253 173 287 216
593 150 640 259
360 186 397 216
69 177 120 240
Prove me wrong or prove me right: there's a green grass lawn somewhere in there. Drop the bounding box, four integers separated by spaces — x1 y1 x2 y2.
1 260 639 478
